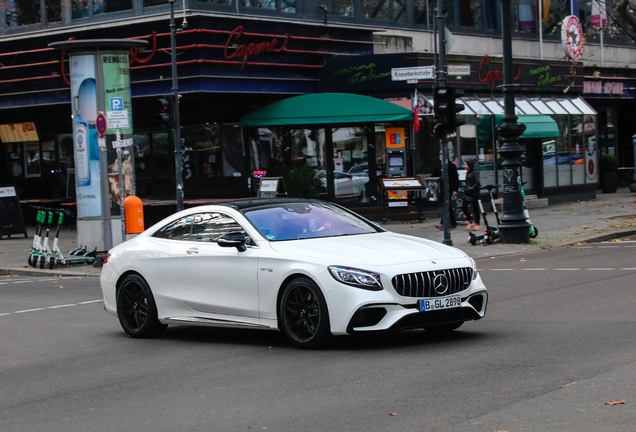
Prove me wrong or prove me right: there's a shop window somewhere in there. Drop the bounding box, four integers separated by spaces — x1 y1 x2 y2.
152 132 170 176
542 137 557 187
220 124 245 177
333 127 369 203
93 0 133 14
5 143 23 179
327 0 355 17
133 134 151 175
584 115 597 184
24 143 41 178
571 115 585 184
556 116 571 186
5 0 41 26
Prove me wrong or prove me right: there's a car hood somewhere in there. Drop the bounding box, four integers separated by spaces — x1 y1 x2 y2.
267 232 467 266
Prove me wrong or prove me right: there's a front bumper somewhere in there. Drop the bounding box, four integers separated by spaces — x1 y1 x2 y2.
345 290 488 334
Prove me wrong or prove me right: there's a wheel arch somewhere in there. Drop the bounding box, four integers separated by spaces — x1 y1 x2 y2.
275 273 322 330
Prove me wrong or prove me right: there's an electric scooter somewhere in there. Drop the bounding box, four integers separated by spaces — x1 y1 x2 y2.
28 209 45 267
468 184 500 246
48 211 96 268
521 182 539 238
38 210 54 269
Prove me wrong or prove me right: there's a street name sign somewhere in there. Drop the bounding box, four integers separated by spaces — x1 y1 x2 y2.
391 66 435 81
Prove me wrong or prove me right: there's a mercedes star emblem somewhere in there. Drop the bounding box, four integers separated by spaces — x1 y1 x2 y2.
433 274 450 295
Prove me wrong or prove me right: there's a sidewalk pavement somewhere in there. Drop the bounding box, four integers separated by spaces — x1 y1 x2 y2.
2 188 636 277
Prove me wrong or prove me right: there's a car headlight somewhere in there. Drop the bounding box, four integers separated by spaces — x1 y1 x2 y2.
328 266 383 291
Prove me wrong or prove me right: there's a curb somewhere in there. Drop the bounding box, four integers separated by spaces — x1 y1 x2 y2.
0 267 101 277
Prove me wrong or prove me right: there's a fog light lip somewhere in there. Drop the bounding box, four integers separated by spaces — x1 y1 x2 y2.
347 305 388 333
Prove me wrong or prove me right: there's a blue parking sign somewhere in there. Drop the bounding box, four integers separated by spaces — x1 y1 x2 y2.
110 97 124 111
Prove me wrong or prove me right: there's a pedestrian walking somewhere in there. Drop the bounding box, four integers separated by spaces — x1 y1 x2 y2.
432 152 459 229
462 160 480 231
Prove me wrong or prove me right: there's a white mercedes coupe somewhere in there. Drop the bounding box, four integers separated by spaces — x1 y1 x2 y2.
100 199 488 348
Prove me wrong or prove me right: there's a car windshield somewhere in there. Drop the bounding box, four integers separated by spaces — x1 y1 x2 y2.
244 202 382 241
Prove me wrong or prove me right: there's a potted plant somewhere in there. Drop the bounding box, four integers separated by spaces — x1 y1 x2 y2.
599 154 619 193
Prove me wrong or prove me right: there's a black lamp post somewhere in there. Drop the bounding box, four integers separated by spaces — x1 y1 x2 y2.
495 0 530 244
169 0 184 212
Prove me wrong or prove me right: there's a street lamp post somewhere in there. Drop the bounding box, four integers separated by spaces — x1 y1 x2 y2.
496 0 530 244
169 0 184 212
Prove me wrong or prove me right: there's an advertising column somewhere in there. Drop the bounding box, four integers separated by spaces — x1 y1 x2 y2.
102 52 135 245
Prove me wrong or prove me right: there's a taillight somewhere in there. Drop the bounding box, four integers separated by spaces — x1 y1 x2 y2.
103 254 111 264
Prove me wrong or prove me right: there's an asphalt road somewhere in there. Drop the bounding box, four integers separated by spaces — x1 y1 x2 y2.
1 244 635 432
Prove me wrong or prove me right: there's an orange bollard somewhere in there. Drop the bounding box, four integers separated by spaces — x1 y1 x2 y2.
124 195 145 234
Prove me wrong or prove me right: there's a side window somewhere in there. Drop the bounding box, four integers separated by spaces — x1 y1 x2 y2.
152 216 193 241
191 213 252 244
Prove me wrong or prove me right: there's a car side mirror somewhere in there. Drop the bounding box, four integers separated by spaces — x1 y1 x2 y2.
218 232 247 252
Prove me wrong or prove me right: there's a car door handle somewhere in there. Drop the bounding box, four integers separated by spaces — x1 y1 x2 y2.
186 247 199 255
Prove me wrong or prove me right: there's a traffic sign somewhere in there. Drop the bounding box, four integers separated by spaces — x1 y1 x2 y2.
96 114 107 137
391 66 435 81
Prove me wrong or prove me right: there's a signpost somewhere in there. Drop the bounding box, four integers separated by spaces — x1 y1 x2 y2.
96 114 107 137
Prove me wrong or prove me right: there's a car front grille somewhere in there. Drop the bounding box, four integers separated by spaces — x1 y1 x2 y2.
392 267 473 297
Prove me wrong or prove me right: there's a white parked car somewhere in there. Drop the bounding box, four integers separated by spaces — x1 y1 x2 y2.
101 199 488 348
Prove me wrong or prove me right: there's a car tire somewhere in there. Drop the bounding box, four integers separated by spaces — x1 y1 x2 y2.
423 322 463 334
279 277 332 349
116 274 168 338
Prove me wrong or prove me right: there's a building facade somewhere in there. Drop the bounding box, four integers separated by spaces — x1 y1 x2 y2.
1 0 635 215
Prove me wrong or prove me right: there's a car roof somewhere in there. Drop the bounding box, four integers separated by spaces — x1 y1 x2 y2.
215 198 324 212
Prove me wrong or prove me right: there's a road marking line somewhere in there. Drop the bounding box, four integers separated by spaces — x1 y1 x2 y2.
14 308 46 313
521 268 546 271
489 269 515 271
621 268 636 270
47 304 77 309
554 268 581 271
0 313 11 316
11 281 31 284
587 268 615 271
78 300 102 305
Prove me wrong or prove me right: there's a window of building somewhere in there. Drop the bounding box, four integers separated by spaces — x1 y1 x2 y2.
72 0 90 19
93 0 133 14
46 0 62 23
152 132 171 177
515 0 537 33
327 0 355 17
144 0 170 6
197 0 233 5
133 133 151 175
571 114 585 184
362 0 405 22
5 0 41 26
241 0 277 10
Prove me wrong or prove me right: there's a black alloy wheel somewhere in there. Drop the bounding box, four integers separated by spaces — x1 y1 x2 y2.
116 274 167 338
279 277 331 349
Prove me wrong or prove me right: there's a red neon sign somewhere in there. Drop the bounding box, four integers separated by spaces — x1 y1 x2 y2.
224 26 289 70
478 55 522 92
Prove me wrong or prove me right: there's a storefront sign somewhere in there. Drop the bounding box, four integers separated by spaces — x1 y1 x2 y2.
478 55 522 92
448 64 471 76
385 128 405 149
583 81 624 95
562 15 584 59
224 26 289 70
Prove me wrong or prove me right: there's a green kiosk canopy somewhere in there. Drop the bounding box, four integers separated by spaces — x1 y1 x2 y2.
240 93 414 127
477 114 560 141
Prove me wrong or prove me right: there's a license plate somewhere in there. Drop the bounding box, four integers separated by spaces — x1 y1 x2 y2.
418 295 462 312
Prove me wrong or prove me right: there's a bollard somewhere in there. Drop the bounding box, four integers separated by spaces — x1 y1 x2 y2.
123 195 145 235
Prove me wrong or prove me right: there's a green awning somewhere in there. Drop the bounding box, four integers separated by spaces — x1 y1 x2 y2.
477 114 560 141
240 93 414 127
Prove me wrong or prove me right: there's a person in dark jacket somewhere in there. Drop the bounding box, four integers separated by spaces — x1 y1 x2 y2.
432 152 459 228
462 159 480 230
